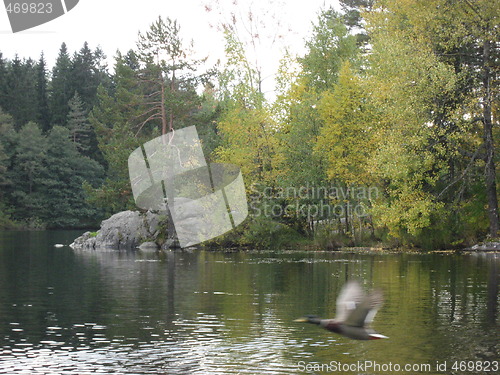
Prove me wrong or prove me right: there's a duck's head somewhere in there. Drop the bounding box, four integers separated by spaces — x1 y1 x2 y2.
294 315 322 325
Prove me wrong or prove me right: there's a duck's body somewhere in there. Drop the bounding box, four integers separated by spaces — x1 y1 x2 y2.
295 281 388 340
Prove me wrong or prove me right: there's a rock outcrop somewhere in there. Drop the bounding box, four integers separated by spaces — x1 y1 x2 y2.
70 210 170 250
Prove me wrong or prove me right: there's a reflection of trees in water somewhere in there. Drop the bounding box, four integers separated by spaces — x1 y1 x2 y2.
72 249 192 343
486 257 498 325
428 253 499 361
429 254 498 324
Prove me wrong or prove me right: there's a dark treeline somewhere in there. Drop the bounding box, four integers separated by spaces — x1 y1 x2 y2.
0 42 110 228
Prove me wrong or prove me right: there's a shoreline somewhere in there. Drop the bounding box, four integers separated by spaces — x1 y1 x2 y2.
3 227 499 254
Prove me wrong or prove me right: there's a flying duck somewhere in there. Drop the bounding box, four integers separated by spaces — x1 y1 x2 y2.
294 280 388 340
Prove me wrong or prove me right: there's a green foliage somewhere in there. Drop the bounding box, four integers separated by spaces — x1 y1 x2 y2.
0 54 7 111
214 30 281 188
8 122 48 222
192 84 222 161
275 76 325 191
0 117 103 228
88 79 142 215
340 0 374 46
41 126 104 227
362 0 498 245
241 216 305 249
299 7 359 91
0 202 17 229
0 132 12 230
218 29 264 107
136 16 205 135
271 9 362 236
0 43 109 136
314 222 354 249
88 17 206 218
49 42 110 128
315 61 377 185
215 102 280 187
202 215 304 250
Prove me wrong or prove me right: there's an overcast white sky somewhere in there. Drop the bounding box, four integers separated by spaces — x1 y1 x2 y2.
1 0 340 95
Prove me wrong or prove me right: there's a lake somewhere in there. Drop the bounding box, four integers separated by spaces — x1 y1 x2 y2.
0 230 498 374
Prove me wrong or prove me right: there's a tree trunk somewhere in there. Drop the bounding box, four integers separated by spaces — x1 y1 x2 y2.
482 38 499 237
161 70 177 247
169 68 176 133
161 76 168 136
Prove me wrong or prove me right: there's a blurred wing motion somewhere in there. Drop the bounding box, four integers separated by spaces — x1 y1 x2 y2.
336 281 384 328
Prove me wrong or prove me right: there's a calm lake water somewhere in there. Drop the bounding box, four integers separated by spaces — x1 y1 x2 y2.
0 230 498 374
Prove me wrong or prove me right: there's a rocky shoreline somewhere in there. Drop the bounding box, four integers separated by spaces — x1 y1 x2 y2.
70 210 500 252
70 210 173 250
464 242 500 251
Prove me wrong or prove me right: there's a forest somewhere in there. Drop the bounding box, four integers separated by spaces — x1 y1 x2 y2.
0 0 498 250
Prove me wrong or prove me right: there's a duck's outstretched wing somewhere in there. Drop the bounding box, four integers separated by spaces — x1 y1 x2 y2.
335 281 365 322
344 288 384 328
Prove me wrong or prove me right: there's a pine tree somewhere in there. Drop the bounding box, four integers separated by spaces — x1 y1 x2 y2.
0 109 17 162
135 16 203 136
0 140 12 228
0 110 16 227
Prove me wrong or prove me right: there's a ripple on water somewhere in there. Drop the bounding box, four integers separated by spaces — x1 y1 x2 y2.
0 312 303 374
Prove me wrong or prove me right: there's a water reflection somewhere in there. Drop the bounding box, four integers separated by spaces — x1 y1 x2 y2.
0 232 498 374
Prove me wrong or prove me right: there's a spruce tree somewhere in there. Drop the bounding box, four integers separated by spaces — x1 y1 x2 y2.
66 92 92 152
71 42 110 111
42 126 104 227
5 56 38 128
50 43 73 126
0 53 7 111
35 53 51 132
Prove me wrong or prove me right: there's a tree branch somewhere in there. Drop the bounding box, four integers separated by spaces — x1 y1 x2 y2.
135 113 162 136
437 144 483 199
